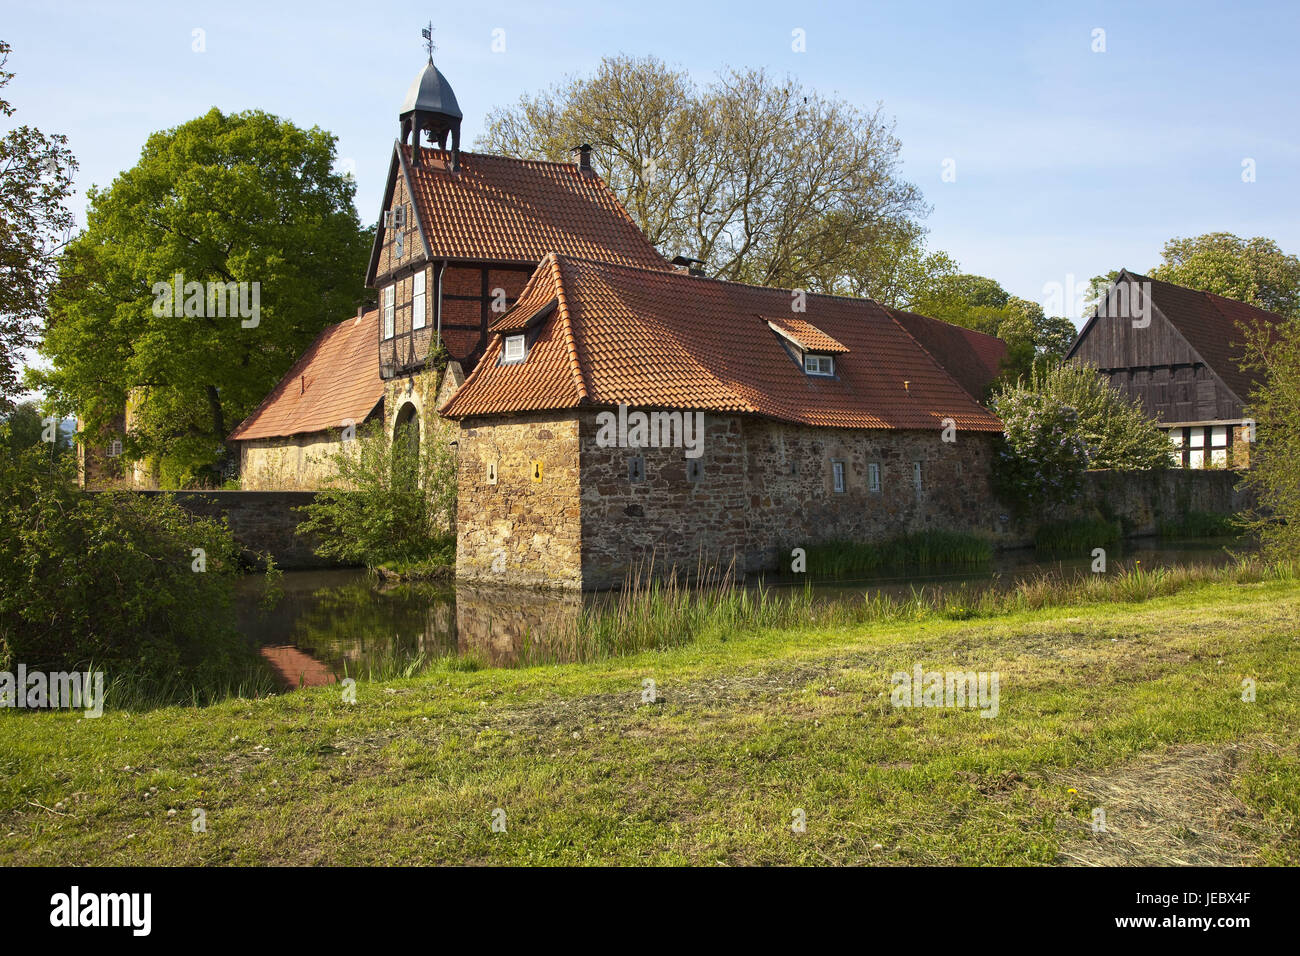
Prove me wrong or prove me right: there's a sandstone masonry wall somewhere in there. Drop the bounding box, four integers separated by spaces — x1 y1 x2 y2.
239 433 350 490
455 412 583 588
577 411 1007 588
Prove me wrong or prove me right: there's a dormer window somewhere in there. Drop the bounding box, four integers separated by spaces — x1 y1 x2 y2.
804 353 834 376
503 334 527 363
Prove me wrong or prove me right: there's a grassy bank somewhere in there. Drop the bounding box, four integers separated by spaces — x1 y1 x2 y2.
2 571 1298 865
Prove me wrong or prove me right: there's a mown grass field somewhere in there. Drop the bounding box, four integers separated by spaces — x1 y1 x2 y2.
2 577 1298 866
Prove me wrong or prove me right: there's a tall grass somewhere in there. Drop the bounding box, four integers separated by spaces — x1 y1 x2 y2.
1034 516 1121 555
520 553 1293 667
1158 510 1242 539
804 531 992 579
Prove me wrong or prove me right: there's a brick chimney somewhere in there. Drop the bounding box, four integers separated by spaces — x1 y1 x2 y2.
572 143 593 174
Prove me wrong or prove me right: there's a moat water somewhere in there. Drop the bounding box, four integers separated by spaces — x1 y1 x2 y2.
236 537 1250 684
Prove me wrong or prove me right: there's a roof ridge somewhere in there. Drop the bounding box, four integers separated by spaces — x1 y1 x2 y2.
401 144 597 170
884 305 1007 345
551 251 909 310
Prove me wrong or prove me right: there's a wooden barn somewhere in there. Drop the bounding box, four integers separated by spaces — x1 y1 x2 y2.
1066 269 1288 468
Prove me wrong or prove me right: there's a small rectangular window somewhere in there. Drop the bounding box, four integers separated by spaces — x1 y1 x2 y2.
686 458 703 483
831 459 846 493
412 271 426 330
868 462 881 492
912 461 923 492
503 334 526 363
383 286 395 339
1211 425 1227 448
804 353 834 376
394 205 406 228
628 455 645 482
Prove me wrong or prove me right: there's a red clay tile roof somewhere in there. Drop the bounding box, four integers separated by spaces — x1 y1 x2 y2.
764 315 851 354
398 146 670 270
887 307 1008 400
228 309 384 441
1135 271 1286 402
441 254 1003 432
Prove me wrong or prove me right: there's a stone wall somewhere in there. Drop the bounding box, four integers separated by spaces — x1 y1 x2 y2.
1074 468 1254 536
455 412 583 588
451 412 1261 591
238 432 352 490
97 490 347 569
578 412 1008 589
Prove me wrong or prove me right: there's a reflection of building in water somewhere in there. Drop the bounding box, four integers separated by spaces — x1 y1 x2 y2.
454 585 583 666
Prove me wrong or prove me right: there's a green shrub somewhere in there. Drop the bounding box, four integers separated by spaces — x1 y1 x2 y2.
0 448 265 700
296 418 456 568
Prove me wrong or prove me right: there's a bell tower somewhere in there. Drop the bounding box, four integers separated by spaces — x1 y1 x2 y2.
399 23 463 171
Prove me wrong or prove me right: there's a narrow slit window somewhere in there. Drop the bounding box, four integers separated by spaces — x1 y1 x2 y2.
868 462 881 492
912 461 923 492
687 458 703 483
394 230 404 259
831 459 846 493
628 455 645 482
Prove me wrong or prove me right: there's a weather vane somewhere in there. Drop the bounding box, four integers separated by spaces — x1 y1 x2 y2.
421 21 436 61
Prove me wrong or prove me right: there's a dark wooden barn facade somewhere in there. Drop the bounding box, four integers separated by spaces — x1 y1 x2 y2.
1066 270 1287 468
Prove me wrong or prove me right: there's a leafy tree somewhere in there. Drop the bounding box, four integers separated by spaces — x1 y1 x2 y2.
0 40 76 411
477 55 928 293
35 108 372 485
912 273 1076 381
0 447 264 699
296 418 457 570
1151 233 1300 317
1239 316 1300 561
1081 270 1121 317
0 400 70 456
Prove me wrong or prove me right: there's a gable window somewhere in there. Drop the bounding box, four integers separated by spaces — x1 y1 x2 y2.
395 230 404 260
804 353 834 376
831 459 846 493
383 285 395 339
412 270 426 330
868 462 881 492
503 334 526 363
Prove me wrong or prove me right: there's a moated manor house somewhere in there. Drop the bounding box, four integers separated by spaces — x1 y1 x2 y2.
222 55 1016 588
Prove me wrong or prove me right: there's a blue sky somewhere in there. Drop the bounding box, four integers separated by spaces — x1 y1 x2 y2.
5 0 1299 322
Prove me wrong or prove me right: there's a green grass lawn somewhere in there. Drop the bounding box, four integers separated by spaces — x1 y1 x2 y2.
2 578 1298 866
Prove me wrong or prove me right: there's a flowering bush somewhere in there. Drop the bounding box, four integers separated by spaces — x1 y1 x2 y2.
990 386 1090 516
